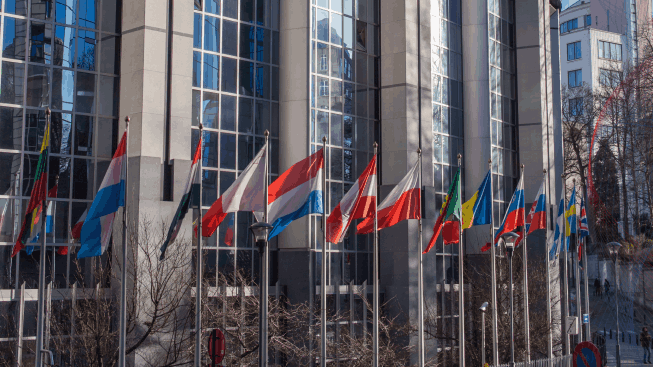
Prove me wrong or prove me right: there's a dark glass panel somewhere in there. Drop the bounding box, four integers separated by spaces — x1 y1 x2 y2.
99 34 119 74
238 97 253 133
241 0 255 22
98 75 118 117
202 130 219 168
101 0 120 32
0 107 23 150
193 13 202 48
272 31 279 64
254 100 269 134
192 90 200 127
257 28 270 63
75 72 95 113
239 60 254 96
220 94 236 131
223 0 238 19
72 158 94 199
220 133 236 169
26 65 51 108
255 64 269 99
96 118 118 158
3 18 27 60
201 169 218 206
202 92 219 129
240 24 255 59
192 51 201 87
270 102 279 137
49 155 71 199
0 152 21 195
74 115 93 156
50 112 72 154
238 134 254 170
29 22 52 64
76 29 96 71
222 20 238 56
221 57 237 93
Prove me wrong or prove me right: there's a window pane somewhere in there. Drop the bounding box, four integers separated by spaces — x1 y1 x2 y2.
29 22 52 64
221 57 237 93
98 75 118 117
240 0 254 22
316 9 329 42
257 28 271 63
96 118 118 158
205 0 220 14
239 61 254 96
255 64 269 99
220 94 236 130
204 15 220 52
202 92 219 129
74 115 93 156
26 65 51 108
193 51 201 87
99 34 119 74
254 100 269 134
101 0 120 32
203 53 219 90
0 107 23 150
222 20 238 56
223 0 238 18
75 72 95 113
575 42 581 59
77 29 96 71
5 0 28 15
78 0 97 29
3 18 27 60
72 158 94 199
194 13 202 48
331 13 342 45
330 79 342 111
220 133 236 169
202 131 219 168
52 69 74 111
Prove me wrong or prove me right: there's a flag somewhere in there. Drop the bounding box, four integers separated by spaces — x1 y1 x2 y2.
160 136 202 260
565 186 577 235
550 195 565 261
26 184 58 254
423 168 461 254
494 175 524 245
357 160 421 234
57 245 68 255
77 131 128 258
461 170 492 229
443 221 460 244
326 155 376 243
268 149 324 239
526 179 546 234
12 121 50 257
481 242 491 252
224 213 235 246
70 208 88 241
579 199 589 240
202 144 267 237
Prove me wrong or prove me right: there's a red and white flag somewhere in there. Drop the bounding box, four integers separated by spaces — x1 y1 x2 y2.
326 155 376 243
70 208 88 241
357 161 421 234
202 145 267 237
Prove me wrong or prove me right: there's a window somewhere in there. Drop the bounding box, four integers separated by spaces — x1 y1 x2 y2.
568 69 582 88
586 15 591 26
570 97 583 116
560 18 578 34
599 68 622 88
598 41 622 61
320 54 328 71
319 79 329 96
567 41 581 61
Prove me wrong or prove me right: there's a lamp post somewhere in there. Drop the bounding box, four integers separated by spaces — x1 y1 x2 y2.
480 301 489 367
501 232 520 367
250 222 273 367
606 241 622 367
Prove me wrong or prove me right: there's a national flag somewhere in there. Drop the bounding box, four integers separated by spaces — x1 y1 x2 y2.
461 170 492 229
579 199 589 240
423 168 460 254
494 175 524 245
443 221 460 244
57 245 68 255
224 213 235 246
268 149 324 239
550 195 565 261
26 184 58 254
70 208 88 241
201 144 267 237
12 121 50 257
357 160 421 234
160 136 202 260
326 155 376 243
525 179 546 234
481 242 491 252
77 131 128 258
565 186 577 235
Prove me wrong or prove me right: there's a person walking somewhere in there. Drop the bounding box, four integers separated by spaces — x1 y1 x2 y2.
604 279 610 296
594 278 601 297
642 327 652 364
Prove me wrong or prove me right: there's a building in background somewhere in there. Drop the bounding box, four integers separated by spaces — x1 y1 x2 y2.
0 0 562 364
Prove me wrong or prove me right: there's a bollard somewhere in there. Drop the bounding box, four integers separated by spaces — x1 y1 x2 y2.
610 329 612 339
637 334 639 346
605 327 607 338
629 333 631 344
622 331 625 342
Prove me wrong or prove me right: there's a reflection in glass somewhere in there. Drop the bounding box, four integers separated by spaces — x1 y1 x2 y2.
50 112 72 154
240 0 254 22
255 64 269 99
52 69 74 111
74 115 93 156
202 170 218 205
203 53 219 90
256 28 270 63
221 57 237 93
238 135 254 170
24 109 46 152
72 158 94 199
54 25 75 68
238 97 253 133
6 0 28 15
26 65 51 107
222 20 238 56
204 15 220 52
202 131 219 168
77 29 96 71
202 92 219 129
78 0 97 29
192 90 200 126
343 16 353 49
0 107 23 150
240 24 255 59
254 100 269 134
331 47 341 78
220 133 236 169
316 9 329 42
194 13 202 48
193 51 201 87
331 113 342 146
75 72 95 113
29 22 52 64
220 95 236 131
205 0 220 14
239 60 254 96
223 0 238 18
331 13 342 45
330 79 342 111
3 18 27 60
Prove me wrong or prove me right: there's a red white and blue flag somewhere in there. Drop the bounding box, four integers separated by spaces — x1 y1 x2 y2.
268 149 324 239
579 199 589 240
326 155 376 243
78 131 127 258
525 179 546 235
494 175 524 245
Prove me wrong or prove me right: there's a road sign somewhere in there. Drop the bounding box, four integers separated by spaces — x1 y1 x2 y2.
573 341 601 367
583 314 589 324
567 316 579 335
208 328 226 366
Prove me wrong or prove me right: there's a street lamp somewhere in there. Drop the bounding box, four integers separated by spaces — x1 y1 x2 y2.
606 241 622 367
501 231 520 367
250 222 273 367
480 302 489 367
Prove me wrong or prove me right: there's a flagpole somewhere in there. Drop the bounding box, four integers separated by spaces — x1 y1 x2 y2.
457 154 464 367
561 173 570 355
35 108 51 367
194 123 204 367
372 142 379 367
261 129 270 365
581 183 590 341
488 159 499 365
543 169 553 359
573 180 581 343
119 116 130 367
521 164 530 362
321 135 328 367
417 147 424 367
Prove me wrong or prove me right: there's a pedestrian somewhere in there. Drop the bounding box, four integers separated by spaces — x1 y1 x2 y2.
594 278 600 296
642 327 652 364
604 279 610 295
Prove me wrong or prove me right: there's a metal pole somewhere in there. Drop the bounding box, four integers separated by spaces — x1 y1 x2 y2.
489 160 499 365
543 170 553 359
508 246 515 367
417 147 424 367
194 123 204 366
372 141 379 367
573 181 581 345
580 184 590 341
457 154 464 367
321 136 328 366
481 311 486 367
35 108 51 367
561 174 570 355
615 254 621 367
119 116 130 367
521 165 530 362
260 130 270 366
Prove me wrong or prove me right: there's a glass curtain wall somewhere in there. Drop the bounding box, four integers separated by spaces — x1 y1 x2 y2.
309 0 378 350
192 0 280 287
430 0 463 359
488 0 518 227
0 0 121 291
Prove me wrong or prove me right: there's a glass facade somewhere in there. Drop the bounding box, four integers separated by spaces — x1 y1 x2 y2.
488 0 518 227
0 0 121 291
192 0 280 286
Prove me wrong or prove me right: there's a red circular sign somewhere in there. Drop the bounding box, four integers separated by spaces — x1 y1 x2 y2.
573 341 601 367
208 329 226 364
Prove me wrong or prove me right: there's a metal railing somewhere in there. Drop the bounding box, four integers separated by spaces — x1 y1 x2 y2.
492 355 573 367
